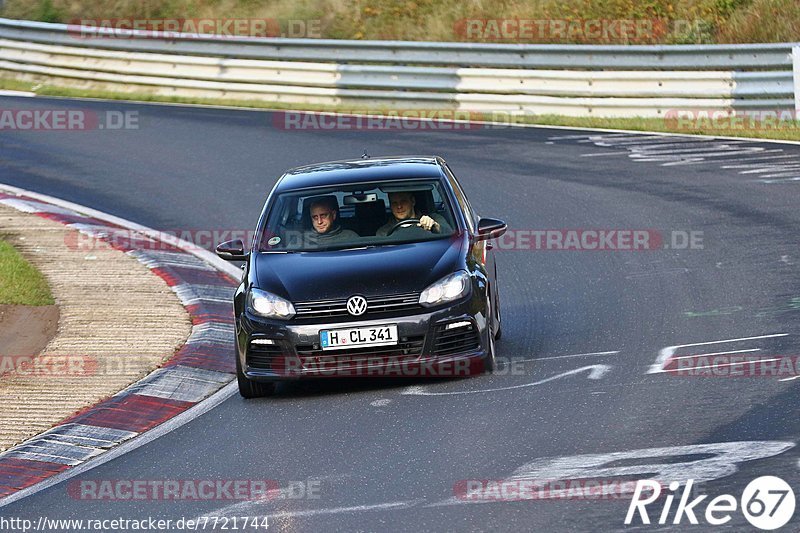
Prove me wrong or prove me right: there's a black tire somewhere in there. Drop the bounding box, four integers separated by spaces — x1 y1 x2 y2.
493 284 502 341
236 348 276 399
483 294 497 374
490 286 503 341
490 263 503 341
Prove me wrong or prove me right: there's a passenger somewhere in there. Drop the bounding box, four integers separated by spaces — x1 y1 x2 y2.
304 197 359 245
376 192 451 236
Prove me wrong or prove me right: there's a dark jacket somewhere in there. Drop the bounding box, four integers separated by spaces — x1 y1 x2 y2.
304 224 360 246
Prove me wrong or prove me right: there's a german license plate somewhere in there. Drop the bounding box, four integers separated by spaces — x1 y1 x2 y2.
320 324 398 351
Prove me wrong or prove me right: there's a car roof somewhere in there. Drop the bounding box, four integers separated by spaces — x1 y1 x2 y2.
274 156 447 192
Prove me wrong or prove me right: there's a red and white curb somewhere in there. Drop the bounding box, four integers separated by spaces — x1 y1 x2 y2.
0 185 241 503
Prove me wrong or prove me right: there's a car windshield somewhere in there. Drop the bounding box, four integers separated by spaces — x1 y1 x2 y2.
258 179 458 252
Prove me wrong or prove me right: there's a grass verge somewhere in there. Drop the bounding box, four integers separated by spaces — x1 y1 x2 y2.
2 76 799 142
2 0 799 44
0 237 55 306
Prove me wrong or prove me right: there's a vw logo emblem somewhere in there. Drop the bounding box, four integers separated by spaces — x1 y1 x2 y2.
346 295 368 316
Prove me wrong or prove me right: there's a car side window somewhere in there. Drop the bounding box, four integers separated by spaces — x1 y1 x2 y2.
444 164 476 234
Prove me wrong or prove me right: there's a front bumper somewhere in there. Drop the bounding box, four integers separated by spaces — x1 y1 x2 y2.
237 297 489 381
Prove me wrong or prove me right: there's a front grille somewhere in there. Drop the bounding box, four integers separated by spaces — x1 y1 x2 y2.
247 341 284 370
433 323 480 356
294 293 421 319
296 335 425 365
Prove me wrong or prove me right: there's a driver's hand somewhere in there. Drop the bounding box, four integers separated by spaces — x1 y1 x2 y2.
418 215 439 232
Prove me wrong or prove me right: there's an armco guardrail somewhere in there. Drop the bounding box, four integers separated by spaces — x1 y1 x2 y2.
0 18 798 118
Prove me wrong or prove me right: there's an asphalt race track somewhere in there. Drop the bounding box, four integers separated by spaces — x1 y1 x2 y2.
2 96 800 531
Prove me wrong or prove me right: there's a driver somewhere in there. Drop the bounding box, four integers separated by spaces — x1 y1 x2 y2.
376 192 451 237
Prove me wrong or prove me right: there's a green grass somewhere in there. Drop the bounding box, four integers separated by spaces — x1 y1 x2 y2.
2 0 798 44
3 76 799 142
0 77 37 92
0 238 55 306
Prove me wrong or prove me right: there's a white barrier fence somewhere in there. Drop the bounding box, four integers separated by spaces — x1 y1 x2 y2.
0 18 798 118
794 47 800 114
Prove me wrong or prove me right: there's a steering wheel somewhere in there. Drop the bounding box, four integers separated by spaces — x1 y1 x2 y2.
386 218 421 236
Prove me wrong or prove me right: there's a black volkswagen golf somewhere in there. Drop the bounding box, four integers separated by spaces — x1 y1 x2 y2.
216 156 507 397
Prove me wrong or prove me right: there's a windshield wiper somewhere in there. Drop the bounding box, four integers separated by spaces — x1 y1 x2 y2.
337 245 377 251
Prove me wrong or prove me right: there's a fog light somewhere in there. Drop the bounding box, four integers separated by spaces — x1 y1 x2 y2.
445 321 472 330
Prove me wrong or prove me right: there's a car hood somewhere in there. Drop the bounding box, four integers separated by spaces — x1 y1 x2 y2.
254 237 464 302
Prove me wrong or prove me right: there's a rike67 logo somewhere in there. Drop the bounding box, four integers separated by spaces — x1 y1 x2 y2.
626 476 795 530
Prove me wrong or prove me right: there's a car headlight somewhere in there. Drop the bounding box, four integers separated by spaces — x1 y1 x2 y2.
247 288 296 319
419 271 470 307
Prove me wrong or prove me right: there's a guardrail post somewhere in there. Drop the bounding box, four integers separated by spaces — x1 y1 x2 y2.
794 46 800 115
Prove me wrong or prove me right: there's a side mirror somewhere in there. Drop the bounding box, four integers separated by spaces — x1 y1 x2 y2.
216 239 248 261
476 218 507 241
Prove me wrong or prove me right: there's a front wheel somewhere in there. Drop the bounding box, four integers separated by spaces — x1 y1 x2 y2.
236 346 276 398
